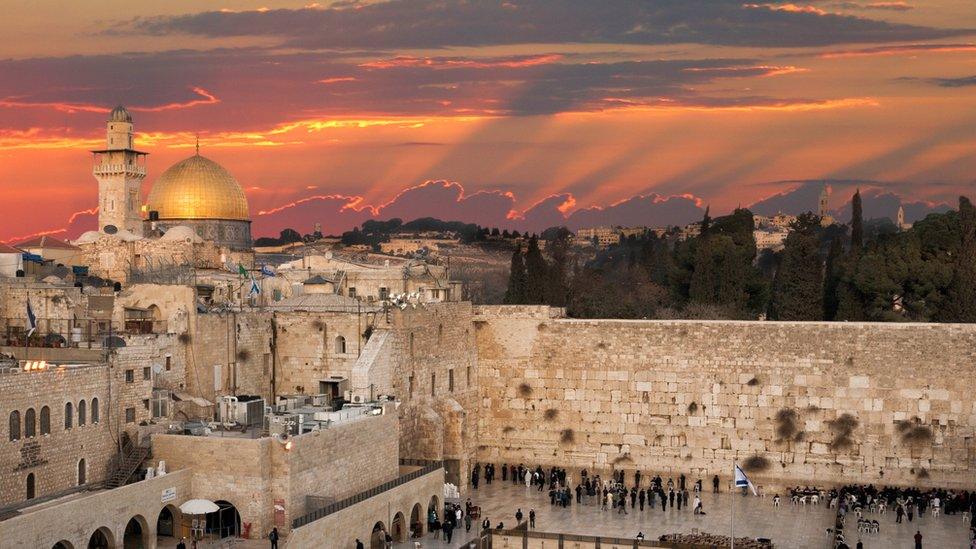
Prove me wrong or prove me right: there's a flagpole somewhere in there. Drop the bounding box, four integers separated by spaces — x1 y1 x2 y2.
730 461 734 549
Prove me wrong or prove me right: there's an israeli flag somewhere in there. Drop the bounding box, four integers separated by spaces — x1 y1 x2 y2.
26 300 37 337
734 464 757 495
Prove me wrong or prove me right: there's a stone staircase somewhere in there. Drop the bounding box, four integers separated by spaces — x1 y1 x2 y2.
106 439 151 488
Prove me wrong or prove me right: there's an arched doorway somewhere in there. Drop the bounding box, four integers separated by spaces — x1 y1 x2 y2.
87 527 115 549
123 515 149 549
426 495 440 531
206 500 241 539
369 521 387 549
52 542 74 549
392 512 406 542
410 503 424 538
156 504 181 539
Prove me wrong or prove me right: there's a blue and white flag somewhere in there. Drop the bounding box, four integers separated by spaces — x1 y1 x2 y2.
734 464 757 495
26 300 37 337
248 275 261 297
260 264 276 277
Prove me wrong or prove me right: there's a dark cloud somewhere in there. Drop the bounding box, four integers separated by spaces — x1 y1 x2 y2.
928 75 976 87
0 48 831 133
829 1 914 11
117 0 969 49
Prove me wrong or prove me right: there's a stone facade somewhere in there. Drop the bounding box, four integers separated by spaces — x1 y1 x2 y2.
152 405 400 536
0 364 116 507
474 306 976 490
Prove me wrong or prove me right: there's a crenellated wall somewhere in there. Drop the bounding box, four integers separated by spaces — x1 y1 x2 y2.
474 306 976 491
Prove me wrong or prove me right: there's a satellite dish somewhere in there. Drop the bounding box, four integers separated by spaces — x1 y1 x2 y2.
103 225 118 235
152 363 163 374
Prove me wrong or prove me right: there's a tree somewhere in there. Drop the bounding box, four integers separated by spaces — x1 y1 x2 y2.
769 213 824 320
503 245 527 304
938 196 976 322
524 236 548 304
545 228 572 306
823 236 843 320
850 189 864 251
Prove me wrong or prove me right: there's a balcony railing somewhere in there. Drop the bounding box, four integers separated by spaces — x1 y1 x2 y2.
0 318 167 349
292 460 443 529
93 164 146 176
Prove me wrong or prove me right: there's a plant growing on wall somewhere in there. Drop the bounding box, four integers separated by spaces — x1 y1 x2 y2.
742 454 771 473
517 383 533 397
543 408 558 420
827 413 859 452
560 428 575 444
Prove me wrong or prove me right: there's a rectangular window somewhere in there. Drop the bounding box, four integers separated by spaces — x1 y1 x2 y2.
143 366 151 380
125 369 134 383
431 373 436 397
125 408 135 423
348 287 357 298
143 399 150 410
467 366 471 388
449 369 455 392
379 287 389 300
165 356 171 371
409 374 414 397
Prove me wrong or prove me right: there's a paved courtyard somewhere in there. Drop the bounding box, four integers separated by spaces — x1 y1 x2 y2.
397 481 974 549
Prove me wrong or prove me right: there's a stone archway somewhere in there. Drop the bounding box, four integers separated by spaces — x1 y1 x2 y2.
87 526 115 549
410 502 424 538
156 504 182 540
53 542 74 549
122 515 150 549
207 500 242 539
426 495 441 534
369 521 387 549
391 512 406 542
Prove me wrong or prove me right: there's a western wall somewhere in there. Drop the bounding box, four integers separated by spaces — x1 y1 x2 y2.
473 306 976 490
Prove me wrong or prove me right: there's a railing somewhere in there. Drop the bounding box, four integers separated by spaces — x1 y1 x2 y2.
93 164 146 176
292 459 443 529
0 317 167 349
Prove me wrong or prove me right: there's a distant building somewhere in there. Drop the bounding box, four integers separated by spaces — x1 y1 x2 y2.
754 229 788 252
819 184 835 226
897 205 912 231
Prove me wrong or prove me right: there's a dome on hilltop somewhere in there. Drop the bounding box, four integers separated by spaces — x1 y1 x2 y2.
146 154 250 222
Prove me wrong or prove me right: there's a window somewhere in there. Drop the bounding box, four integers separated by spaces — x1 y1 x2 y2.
379 287 389 300
26 473 35 500
335 335 346 354
78 400 86 426
78 459 86 485
91 398 99 424
165 356 171 371
64 402 73 429
24 409 36 438
143 366 151 380
438 324 443 344
431 373 436 397
409 375 415 397
467 366 471 388
348 287 357 299
39 406 50 435
143 399 150 410
125 407 135 423
409 333 415 357
125 369 134 383
8 411 20 441
449 369 455 392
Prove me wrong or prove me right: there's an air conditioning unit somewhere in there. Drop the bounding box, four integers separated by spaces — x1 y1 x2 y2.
350 394 366 405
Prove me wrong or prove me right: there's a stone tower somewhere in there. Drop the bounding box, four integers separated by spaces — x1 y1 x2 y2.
897 205 905 230
92 106 147 234
818 183 829 218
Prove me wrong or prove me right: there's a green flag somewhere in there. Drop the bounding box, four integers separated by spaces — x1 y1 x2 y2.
238 263 248 278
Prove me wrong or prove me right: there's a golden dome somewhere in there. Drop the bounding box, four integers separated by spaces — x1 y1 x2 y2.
146 154 250 221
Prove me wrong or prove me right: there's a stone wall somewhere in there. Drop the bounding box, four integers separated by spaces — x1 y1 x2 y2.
0 469 192 549
474 307 976 491
190 312 271 403
152 406 399 536
274 310 370 396
0 364 116 507
287 466 445 549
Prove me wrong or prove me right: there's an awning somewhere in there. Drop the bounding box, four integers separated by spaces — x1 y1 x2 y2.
180 499 220 515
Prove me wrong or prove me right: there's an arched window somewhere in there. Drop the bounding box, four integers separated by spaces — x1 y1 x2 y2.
335 335 346 354
26 473 35 500
24 408 36 438
64 402 73 429
78 400 87 426
78 459 87 485
91 398 100 424
8 411 20 441
39 406 50 435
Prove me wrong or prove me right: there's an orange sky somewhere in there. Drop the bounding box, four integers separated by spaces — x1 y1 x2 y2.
0 0 974 240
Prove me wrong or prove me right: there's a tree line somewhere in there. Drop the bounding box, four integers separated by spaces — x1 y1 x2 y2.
504 192 976 322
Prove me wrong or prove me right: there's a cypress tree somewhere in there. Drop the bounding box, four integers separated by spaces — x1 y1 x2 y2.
545 228 572 307
504 245 527 304
524 236 548 304
850 189 864 251
939 196 976 322
769 213 823 320
823 236 842 320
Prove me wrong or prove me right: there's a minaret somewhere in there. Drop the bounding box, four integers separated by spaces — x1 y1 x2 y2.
92 106 147 234
818 183 829 218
